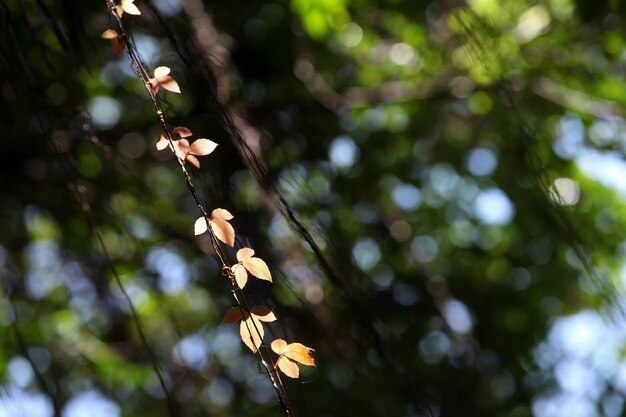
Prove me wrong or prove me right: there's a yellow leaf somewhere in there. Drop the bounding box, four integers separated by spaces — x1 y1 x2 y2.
240 317 263 352
251 306 276 322
271 338 288 355
212 208 234 221
236 247 255 261
242 257 272 282
233 264 248 288
277 357 300 378
284 343 315 366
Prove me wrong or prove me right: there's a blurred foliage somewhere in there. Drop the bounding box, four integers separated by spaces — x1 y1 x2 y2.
2 0 626 416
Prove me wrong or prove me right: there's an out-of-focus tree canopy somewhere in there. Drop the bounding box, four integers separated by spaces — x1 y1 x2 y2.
2 0 626 416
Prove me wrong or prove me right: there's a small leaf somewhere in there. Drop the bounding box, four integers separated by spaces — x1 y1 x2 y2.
271 338 288 355
154 66 171 78
160 78 181 94
240 317 263 352
284 343 315 366
156 134 169 150
188 139 218 156
223 307 247 323
101 29 118 39
242 257 272 282
212 208 234 221
210 209 235 246
277 357 300 378
251 305 277 322
121 0 141 15
185 154 200 169
233 263 248 288
210 218 235 247
194 217 208 235
172 126 192 139
236 247 255 261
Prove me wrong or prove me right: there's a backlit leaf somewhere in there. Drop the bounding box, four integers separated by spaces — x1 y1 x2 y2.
185 154 200 169
240 317 263 352
251 305 276 322
236 247 255 261
101 29 118 39
277 357 300 378
242 257 272 282
233 263 248 288
271 338 288 354
122 0 141 15
284 343 315 366
194 217 208 235
188 139 218 156
153 66 171 78
210 209 235 246
160 78 181 94
156 134 169 150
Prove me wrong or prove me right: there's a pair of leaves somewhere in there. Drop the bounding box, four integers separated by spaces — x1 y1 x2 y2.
156 126 218 168
101 29 125 55
271 338 316 379
148 66 181 94
194 209 235 247
232 248 272 289
116 0 140 16
223 306 276 352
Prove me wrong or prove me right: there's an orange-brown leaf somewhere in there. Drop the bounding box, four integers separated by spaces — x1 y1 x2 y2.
193 217 208 235
240 317 263 352
233 264 248 288
284 343 315 366
188 139 218 156
172 126 192 139
277 357 300 378
223 307 247 323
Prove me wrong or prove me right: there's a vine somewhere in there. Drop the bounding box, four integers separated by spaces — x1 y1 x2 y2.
101 1 316 415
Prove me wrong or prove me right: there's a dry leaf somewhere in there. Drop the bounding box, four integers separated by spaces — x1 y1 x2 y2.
149 66 181 94
172 126 192 139
277 357 300 378
210 209 235 246
233 263 248 288
223 307 247 323
240 318 263 352
251 305 277 322
188 139 218 156
271 338 315 378
156 134 169 150
194 217 208 235
116 0 141 16
233 247 272 288
101 29 125 55
223 306 276 352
